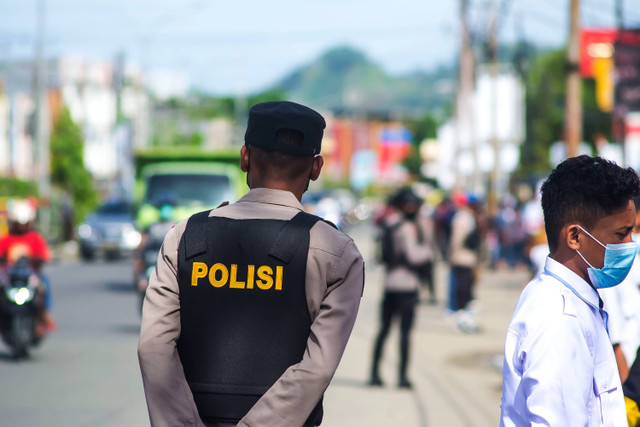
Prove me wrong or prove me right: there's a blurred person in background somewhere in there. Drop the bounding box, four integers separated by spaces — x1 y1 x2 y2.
526 227 549 278
60 191 75 242
369 186 432 389
621 348 640 426
522 180 549 278
599 193 640 384
447 192 483 333
433 195 456 261
500 155 637 425
416 196 439 304
496 194 529 271
0 198 55 334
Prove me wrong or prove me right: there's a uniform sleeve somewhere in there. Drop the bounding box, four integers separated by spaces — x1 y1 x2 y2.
505 312 593 425
239 238 364 427
137 222 205 427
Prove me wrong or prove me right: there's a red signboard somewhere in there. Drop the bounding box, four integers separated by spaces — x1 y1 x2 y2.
580 28 618 78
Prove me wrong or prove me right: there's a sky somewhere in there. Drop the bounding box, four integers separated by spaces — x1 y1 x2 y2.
2 0 639 95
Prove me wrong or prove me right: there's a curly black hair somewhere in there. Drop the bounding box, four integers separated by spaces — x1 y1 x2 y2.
541 155 640 252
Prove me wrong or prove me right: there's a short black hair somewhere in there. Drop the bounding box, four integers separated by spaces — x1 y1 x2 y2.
541 155 640 252
247 129 314 181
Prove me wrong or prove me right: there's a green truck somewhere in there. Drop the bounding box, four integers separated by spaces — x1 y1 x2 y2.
134 147 248 230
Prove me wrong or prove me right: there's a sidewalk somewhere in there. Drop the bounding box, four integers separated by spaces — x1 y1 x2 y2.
320 223 529 427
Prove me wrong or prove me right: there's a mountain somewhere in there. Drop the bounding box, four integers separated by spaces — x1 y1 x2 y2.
269 46 455 117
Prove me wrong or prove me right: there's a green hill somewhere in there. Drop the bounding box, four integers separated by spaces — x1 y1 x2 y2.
270 46 455 117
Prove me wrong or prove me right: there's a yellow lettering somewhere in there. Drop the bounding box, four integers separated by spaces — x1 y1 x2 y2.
191 262 208 286
195 263 283 291
275 265 283 291
209 263 229 288
256 265 274 290
246 265 255 289
229 264 245 289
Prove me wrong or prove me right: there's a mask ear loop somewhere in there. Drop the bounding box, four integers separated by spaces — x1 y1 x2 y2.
575 249 596 269
575 224 606 249
574 224 604 270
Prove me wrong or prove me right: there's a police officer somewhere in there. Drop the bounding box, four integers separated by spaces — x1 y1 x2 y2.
138 101 364 427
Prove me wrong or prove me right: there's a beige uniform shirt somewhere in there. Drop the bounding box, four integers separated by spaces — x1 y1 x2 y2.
448 207 478 267
138 188 364 427
384 211 435 292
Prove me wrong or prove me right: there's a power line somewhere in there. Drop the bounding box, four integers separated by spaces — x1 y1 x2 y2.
514 1 567 31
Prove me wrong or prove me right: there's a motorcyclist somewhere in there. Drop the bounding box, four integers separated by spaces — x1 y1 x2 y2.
0 198 55 334
134 194 178 297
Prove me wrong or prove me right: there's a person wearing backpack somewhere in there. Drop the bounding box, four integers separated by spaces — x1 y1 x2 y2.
369 186 433 389
447 192 484 333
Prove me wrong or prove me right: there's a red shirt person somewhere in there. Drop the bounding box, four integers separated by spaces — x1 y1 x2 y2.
0 199 55 332
0 199 51 271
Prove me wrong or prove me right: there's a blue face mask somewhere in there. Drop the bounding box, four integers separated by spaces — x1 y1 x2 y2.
575 225 637 289
633 233 640 253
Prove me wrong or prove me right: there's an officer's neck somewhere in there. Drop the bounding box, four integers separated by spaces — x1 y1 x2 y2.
249 179 307 202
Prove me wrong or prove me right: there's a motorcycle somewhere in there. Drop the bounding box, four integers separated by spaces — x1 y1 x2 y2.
136 220 173 313
0 257 45 358
137 238 162 313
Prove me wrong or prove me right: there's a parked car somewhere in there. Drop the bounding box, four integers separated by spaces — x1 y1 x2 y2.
77 200 141 261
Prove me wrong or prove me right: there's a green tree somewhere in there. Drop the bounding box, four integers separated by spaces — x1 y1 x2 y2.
519 49 566 176
402 113 439 177
50 108 98 223
518 48 612 176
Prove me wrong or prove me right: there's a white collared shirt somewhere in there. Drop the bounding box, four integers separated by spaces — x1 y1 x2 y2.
600 255 640 367
500 257 626 427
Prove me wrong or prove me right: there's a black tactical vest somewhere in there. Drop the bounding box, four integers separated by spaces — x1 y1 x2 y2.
177 210 324 425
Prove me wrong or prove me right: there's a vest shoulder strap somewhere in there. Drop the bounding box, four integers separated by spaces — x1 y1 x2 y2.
268 211 326 264
183 209 211 259
184 209 334 263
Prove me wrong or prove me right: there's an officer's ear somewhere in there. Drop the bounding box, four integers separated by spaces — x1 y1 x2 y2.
309 155 323 181
240 145 250 173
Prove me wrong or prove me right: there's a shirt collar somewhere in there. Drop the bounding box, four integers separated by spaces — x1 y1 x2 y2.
237 187 305 211
544 256 601 308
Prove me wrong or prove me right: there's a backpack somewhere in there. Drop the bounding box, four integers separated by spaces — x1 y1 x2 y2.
463 226 481 250
378 221 402 267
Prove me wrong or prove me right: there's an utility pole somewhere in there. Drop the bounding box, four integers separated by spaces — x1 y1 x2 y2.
34 0 50 235
487 0 500 217
456 0 477 191
565 0 582 158
614 0 626 165
615 0 624 30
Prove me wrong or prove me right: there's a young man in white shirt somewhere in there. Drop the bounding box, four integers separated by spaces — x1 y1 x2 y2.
500 155 640 426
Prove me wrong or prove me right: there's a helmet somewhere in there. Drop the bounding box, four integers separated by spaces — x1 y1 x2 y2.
7 199 36 225
158 204 175 222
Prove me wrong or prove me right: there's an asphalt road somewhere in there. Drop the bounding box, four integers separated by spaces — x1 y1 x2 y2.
0 222 527 427
0 258 149 427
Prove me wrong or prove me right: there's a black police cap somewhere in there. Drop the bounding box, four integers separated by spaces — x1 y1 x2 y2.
244 101 326 156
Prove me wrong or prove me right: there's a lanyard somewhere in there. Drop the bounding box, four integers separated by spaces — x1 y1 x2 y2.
543 268 609 334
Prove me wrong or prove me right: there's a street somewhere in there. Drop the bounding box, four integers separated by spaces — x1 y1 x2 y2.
0 222 529 426
0 258 148 427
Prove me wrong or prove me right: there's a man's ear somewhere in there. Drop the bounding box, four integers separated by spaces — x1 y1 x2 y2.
565 224 582 251
240 145 250 173
309 155 324 181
